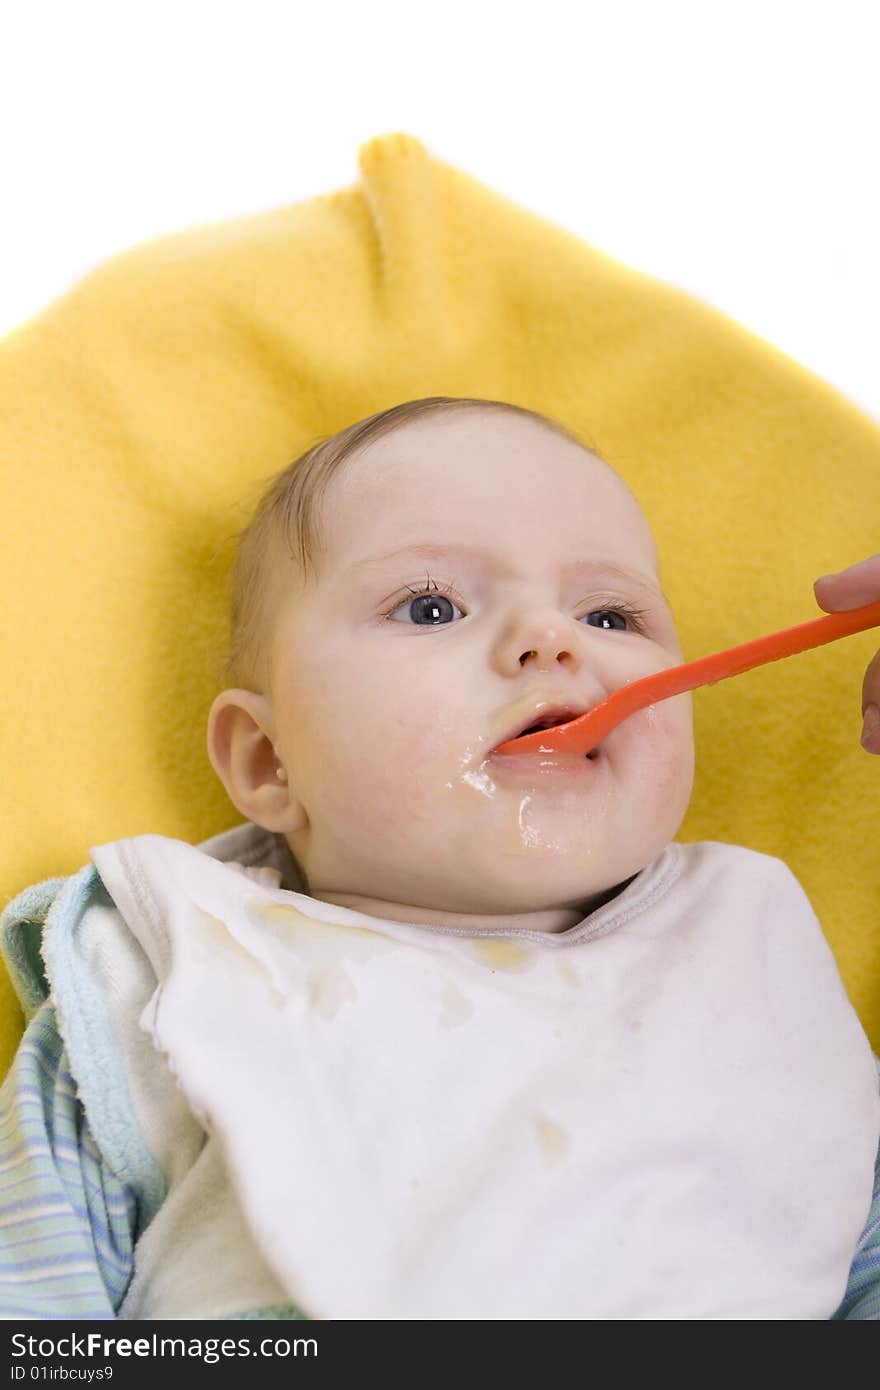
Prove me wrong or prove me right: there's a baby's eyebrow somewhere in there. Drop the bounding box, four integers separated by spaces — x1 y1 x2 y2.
344 542 665 599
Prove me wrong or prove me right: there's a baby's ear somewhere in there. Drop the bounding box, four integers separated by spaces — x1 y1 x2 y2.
206 690 305 833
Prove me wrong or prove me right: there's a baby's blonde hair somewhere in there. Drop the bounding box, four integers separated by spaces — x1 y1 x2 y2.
220 396 596 693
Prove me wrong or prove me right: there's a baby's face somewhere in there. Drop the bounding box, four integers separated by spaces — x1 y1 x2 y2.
260 411 693 921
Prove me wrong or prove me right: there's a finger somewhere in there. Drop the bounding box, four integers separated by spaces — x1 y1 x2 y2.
814 554 880 612
861 648 880 753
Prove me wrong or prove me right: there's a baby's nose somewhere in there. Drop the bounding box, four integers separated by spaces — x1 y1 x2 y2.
519 640 575 668
493 602 589 676
515 612 582 669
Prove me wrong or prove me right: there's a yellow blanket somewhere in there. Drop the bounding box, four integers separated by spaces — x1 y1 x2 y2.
1 131 878 1073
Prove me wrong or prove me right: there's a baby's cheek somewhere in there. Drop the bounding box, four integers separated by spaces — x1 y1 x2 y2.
381 707 462 817
644 694 695 809
622 694 693 788
315 753 404 839
321 708 452 832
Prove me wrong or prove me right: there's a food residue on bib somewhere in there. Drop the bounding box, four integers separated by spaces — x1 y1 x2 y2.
535 1115 570 1165
473 938 530 970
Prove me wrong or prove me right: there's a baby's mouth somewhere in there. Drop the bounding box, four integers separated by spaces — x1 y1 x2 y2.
514 723 600 760
491 709 601 760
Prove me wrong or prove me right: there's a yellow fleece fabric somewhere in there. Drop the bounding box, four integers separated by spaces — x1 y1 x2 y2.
1 131 878 1074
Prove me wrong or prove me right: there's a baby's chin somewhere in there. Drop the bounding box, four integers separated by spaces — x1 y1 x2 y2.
426 871 644 930
439 833 657 915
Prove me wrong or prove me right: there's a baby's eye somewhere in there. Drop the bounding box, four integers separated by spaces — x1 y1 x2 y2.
386 585 465 626
582 608 635 632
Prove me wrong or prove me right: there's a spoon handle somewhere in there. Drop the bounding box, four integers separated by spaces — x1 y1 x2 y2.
497 598 880 757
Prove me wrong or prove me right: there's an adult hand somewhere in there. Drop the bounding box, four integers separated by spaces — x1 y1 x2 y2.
813 555 880 753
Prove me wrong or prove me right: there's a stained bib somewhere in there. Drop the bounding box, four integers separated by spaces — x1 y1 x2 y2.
82 833 879 1320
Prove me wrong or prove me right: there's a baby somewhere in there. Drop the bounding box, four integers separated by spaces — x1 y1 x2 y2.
1 395 879 1321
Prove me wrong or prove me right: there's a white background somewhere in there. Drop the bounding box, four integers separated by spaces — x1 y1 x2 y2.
2 0 878 421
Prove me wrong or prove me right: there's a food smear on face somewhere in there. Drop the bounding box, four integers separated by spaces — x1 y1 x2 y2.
438 727 618 859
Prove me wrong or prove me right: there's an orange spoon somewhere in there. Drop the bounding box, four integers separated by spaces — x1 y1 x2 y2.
493 598 880 758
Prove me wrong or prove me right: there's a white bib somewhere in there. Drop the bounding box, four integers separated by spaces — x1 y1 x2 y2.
89 833 879 1320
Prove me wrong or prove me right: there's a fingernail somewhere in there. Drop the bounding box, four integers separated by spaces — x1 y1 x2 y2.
861 703 880 750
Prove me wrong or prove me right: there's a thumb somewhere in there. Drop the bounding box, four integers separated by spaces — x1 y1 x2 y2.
814 554 880 613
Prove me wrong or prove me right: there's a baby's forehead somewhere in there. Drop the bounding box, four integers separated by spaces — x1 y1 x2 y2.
342 424 643 517
306 416 662 587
